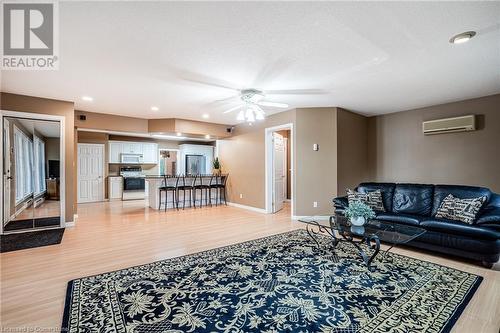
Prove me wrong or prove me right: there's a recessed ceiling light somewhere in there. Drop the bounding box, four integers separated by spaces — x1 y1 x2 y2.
82 96 93 101
449 31 476 44
205 134 210 139
151 106 159 111
202 114 209 119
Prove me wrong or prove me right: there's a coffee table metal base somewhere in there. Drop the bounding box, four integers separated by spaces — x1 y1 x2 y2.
305 222 381 272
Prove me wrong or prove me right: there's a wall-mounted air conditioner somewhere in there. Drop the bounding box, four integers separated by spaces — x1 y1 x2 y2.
422 115 476 135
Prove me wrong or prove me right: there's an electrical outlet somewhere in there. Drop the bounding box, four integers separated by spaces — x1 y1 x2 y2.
313 201 318 208
240 193 243 199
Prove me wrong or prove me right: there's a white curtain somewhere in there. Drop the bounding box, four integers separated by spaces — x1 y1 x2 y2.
14 126 46 204
34 135 46 195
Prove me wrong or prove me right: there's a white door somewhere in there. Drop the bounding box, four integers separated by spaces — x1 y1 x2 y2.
3 119 11 223
273 132 285 213
78 144 104 203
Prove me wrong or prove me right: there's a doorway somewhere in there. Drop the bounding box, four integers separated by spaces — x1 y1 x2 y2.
265 123 293 216
77 143 105 203
158 149 179 175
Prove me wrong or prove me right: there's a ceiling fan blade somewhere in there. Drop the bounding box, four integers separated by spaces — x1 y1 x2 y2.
168 67 239 91
257 101 289 108
223 105 244 114
253 57 291 87
214 94 241 103
264 89 329 95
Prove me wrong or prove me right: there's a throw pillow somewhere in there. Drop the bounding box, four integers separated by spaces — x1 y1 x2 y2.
347 189 385 212
435 194 486 224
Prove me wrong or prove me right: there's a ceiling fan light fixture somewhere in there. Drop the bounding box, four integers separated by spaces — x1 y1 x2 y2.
237 110 245 121
245 108 255 122
449 31 476 44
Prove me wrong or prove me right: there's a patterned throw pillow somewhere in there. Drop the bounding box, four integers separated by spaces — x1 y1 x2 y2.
347 189 385 212
435 194 486 224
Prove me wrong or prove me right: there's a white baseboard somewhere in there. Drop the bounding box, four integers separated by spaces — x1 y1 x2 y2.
291 215 331 221
73 214 78 220
65 221 75 227
227 202 267 214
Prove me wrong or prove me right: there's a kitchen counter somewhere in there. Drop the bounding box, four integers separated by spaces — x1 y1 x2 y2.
146 175 223 210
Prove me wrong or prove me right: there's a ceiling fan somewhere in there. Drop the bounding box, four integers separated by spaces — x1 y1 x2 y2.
220 89 290 123
168 67 329 123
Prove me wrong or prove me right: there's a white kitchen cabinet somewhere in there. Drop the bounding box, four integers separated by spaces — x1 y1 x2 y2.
122 142 142 154
109 142 122 163
108 141 158 164
142 143 158 164
108 176 123 200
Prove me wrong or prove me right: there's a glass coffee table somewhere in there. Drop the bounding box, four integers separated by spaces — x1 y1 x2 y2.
298 215 426 271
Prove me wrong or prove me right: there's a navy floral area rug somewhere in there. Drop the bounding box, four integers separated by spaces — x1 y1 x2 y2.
62 230 481 333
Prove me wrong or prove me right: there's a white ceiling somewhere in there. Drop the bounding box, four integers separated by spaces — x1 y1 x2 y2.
2 2 499 125
17 119 60 138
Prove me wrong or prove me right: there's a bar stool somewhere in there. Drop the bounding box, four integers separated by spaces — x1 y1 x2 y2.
177 174 196 209
159 175 179 211
194 174 213 207
210 174 228 206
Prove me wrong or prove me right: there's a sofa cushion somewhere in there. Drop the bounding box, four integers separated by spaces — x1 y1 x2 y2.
375 212 425 226
392 184 434 215
357 183 396 212
420 219 500 241
347 189 385 212
333 196 349 210
435 194 487 224
477 193 500 225
432 185 491 217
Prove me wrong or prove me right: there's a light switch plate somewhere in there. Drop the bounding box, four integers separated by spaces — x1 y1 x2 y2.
313 143 319 151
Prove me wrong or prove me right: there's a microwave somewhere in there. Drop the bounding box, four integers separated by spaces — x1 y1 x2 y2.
120 153 143 164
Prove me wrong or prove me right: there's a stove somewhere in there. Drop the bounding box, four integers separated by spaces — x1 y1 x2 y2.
120 167 146 200
120 166 145 178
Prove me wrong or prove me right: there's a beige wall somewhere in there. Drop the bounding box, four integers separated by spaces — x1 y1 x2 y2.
368 94 500 192
1 92 75 222
337 108 370 195
75 110 148 133
45 138 61 162
295 108 338 216
217 110 296 211
218 107 357 216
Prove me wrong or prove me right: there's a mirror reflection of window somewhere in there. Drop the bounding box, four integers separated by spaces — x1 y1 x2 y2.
159 150 177 176
2 117 61 232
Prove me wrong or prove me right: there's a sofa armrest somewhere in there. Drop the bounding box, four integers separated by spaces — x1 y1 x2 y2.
333 196 349 210
476 207 500 225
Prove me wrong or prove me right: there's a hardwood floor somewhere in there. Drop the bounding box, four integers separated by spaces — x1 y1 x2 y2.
1 200 499 332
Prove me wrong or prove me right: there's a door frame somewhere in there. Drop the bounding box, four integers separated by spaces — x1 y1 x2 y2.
158 148 180 175
0 110 66 234
77 143 105 203
265 123 294 215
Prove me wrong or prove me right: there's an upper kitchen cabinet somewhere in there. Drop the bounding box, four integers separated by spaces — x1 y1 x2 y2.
122 142 142 154
109 141 122 163
142 143 158 164
108 141 158 164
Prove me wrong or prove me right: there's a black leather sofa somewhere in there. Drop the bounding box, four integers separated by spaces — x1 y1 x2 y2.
333 183 500 267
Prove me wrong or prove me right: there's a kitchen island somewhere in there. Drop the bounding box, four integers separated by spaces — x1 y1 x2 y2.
146 175 225 210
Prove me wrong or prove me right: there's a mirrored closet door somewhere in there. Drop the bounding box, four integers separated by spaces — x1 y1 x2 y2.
2 116 61 232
